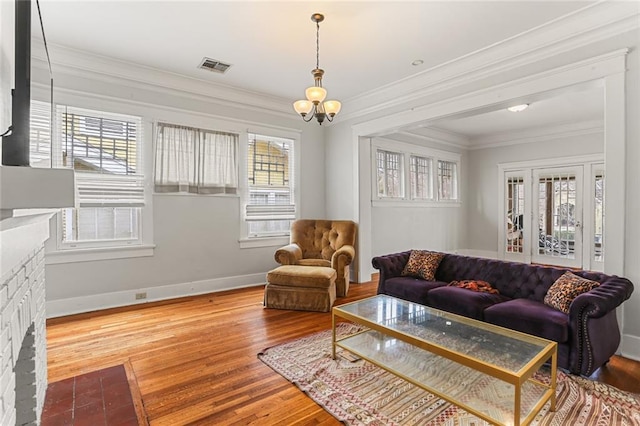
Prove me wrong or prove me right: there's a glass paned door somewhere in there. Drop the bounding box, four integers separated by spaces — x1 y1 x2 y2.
532 166 583 268
504 171 529 260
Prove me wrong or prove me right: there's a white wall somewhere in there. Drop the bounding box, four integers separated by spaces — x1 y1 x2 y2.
620 37 640 358
324 121 357 221
31 65 326 315
466 131 604 254
370 137 468 257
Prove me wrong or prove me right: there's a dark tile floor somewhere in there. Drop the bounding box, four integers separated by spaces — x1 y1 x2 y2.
41 364 139 426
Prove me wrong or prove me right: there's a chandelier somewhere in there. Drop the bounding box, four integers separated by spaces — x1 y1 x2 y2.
293 13 341 125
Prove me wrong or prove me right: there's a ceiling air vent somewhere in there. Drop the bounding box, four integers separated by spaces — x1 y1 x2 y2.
198 57 232 74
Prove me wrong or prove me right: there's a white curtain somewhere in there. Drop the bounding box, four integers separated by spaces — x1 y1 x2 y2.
154 123 238 194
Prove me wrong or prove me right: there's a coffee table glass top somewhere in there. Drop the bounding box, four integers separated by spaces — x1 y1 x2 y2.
333 295 557 426
335 294 552 375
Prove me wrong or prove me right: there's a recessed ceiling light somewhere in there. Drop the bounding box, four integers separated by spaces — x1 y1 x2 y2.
411 59 424 66
507 104 530 112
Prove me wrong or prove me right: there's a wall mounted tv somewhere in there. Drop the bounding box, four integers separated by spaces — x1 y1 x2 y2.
1 0 53 167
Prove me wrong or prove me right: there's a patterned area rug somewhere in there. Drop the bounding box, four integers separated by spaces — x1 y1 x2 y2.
258 323 640 425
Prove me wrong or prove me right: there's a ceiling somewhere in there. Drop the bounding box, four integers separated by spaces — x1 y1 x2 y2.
34 1 601 139
414 84 604 142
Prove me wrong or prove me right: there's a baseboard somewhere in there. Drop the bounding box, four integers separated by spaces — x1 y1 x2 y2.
620 334 640 362
46 272 267 318
453 249 499 259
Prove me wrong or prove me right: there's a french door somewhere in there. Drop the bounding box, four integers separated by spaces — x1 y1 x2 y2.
532 167 583 268
501 160 603 270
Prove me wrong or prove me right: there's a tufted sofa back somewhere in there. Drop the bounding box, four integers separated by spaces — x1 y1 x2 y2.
291 219 356 261
436 253 610 302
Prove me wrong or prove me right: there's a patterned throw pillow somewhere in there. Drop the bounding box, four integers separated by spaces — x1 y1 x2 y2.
448 280 499 294
401 250 445 281
544 271 600 314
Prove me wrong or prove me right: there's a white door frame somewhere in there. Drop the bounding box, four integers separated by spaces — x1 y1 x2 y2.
498 154 603 270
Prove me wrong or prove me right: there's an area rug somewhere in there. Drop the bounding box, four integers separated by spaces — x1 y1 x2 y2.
258 323 640 425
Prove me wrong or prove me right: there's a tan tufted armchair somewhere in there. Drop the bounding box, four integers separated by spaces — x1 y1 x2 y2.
275 219 357 297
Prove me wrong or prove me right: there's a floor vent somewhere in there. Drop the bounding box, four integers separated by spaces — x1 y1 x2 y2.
198 57 232 74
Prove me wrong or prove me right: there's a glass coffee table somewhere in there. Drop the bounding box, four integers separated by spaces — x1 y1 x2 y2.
332 295 557 426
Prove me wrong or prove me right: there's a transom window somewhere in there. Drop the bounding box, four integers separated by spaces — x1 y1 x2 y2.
410 155 433 200
377 150 403 198
372 140 460 205
437 160 458 201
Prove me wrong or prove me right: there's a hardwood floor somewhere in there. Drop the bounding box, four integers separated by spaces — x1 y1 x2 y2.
46 281 640 425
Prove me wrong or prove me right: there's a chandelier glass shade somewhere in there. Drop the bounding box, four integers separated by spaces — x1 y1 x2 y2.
293 13 341 125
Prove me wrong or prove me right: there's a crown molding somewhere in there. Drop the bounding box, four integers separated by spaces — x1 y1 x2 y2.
30 40 295 119
340 1 639 121
352 47 626 138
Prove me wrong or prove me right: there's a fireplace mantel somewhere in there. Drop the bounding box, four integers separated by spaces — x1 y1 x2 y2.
0 166 74 216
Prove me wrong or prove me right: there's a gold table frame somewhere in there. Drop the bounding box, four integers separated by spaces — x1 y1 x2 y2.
332 295 557 426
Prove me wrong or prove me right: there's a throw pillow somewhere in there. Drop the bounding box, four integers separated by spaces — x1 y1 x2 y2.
544 271 600 314
401 250 445 281
448 280 499 294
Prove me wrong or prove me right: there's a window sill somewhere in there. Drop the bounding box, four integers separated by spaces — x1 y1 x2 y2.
153 192 239 198
239 236 288 249
372 199 462 208
45 244 156 264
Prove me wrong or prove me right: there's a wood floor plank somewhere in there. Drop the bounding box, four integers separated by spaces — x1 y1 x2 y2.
46 280 640 425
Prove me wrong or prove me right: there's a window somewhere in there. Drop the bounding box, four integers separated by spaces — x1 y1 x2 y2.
29 101 147 250
29 100 52 168
372 140 460 205
376 150 403 198
594 171 604 262
409 155 433 200
505 176 525 254
437 160 458 201
244 133 295 238
154 122 238 194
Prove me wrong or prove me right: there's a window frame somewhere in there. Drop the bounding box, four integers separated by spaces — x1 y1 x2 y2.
371 138 461 207
55 105 146 251
376 149 404 199
28 92 155 264
239 127 300 248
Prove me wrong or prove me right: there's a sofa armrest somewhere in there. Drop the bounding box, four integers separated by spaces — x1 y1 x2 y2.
569 276 634 319
371 251 412 294
331 245 355 270
568 276 633 375
274 243 302 265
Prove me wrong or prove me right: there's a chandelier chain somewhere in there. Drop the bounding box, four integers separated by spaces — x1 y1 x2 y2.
316 21 320 70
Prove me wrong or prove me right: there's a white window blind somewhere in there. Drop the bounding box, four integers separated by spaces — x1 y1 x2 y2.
29 100 53 168
57 105 145 207
245 133 295 237
154 123 238 194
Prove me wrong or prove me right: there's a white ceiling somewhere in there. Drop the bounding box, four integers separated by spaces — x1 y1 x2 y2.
36 1 594 102
422 84 604 139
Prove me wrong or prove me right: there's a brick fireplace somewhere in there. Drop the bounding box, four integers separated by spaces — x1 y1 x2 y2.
1 215 51 425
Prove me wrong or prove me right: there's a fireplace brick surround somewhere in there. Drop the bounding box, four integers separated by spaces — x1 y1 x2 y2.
1 215 51 425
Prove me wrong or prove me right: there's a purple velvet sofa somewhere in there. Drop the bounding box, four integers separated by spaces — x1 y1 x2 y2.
371 251 634 376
